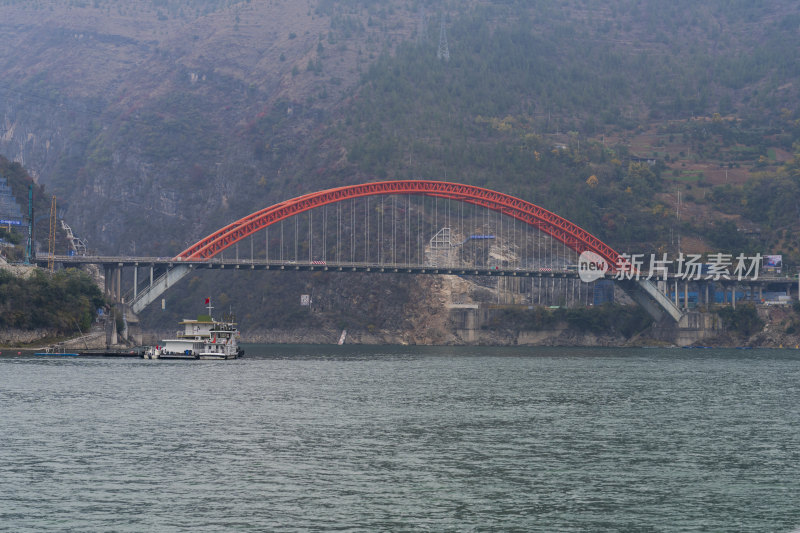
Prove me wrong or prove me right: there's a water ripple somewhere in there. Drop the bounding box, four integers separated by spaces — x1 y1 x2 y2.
1 347 800 531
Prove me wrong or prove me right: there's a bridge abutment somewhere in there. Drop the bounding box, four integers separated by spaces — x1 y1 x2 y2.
649 311 722 346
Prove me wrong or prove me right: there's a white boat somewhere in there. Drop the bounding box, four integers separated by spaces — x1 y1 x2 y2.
143 299 243 360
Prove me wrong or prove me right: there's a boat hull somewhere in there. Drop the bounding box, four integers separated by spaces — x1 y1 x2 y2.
143 350 199 360
156 353 199 360
198 353 236 360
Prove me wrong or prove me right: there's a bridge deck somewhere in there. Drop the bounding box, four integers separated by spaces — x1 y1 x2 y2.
37 255 794 283
38 255 583 278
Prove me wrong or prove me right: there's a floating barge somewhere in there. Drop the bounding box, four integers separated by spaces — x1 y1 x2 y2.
143 298 243 360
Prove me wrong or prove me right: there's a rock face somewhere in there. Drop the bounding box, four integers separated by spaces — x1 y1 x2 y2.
0 263 37 278
0 2 436 335
236 303 800 348
0 2 416 256
715 305 800 348
0 319 116 349
0 328 59 346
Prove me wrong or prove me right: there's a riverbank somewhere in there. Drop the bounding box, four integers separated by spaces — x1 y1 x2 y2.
12 303 800 350
234 304 800 348
0 324 127 351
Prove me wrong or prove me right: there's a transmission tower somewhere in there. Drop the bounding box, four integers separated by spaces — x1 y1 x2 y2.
437 17 450 61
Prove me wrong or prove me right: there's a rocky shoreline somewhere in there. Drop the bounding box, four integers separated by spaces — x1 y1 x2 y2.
6 305 800 350
0 327 62 347
232 306 800 348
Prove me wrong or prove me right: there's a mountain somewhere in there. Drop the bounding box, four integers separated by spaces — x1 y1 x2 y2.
0 0 420 251
2 0 800 337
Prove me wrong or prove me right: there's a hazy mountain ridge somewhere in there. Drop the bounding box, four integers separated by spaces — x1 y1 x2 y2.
4 0 799 252
3 0 800 337
1 0 417 252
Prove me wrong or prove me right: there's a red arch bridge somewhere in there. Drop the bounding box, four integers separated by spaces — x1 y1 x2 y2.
42 180 703 322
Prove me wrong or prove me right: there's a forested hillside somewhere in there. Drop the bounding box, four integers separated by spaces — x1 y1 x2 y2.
0 268 104 333
2 0 800 334
328 1 800 255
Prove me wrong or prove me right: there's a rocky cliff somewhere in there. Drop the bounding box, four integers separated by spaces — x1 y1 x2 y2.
0 0 418 254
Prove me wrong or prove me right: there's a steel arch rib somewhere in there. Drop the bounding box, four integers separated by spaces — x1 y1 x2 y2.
176 180 621 269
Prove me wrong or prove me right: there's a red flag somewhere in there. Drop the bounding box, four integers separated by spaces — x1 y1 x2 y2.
205 298 210 304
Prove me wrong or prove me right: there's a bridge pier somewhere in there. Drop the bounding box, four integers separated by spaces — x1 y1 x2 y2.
102 263 142 305
103 265 122 302
683 282 688 309
650 310 722 346
103 265 109 299
114 265 121 302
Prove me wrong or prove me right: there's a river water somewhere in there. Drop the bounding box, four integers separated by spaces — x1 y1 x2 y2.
1 345 800 532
